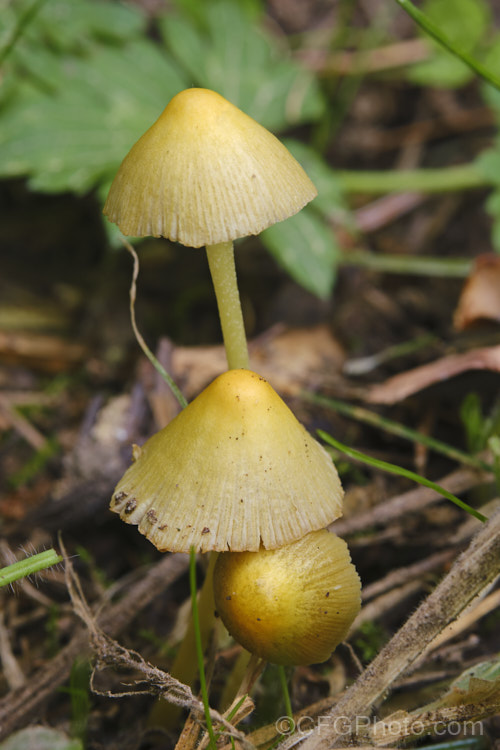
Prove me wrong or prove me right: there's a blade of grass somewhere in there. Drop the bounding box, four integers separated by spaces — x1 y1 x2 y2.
189 547 217 750
307 393 493 473
339 250 472 277
317 429 488 522
395 0 500 91
278 666 294 733
0 549 62 588
337 162 486 195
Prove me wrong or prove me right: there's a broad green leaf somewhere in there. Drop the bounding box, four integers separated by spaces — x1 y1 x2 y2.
158 14 207 84
173 0 263 27
261 209 339 299
17 0 145 52
282 140 347 220
408 52 473 88
159 0 325 131
0 727 82 750
407 0 490 88
474 146 500 185
0 40 188 193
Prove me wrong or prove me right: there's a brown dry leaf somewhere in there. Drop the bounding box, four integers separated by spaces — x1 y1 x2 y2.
454 254 500 330
0 330 87 372
366 345 500 404
172 325 345 399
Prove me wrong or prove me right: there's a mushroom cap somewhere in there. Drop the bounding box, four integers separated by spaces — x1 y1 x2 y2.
111 369 343 553
213 529 361 665
103 88 317 247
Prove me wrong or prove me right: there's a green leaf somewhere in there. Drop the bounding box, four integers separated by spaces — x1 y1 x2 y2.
421 657 500 711
282 139 348 220
477 144 500 251
485 191 500 252
406 0 490 88
159 0 325 131
22 0 145 51
481 37 500 110
261 209 339 298
0 40 188 193
173 0 263 28
475 146 500 185
0 727 82 750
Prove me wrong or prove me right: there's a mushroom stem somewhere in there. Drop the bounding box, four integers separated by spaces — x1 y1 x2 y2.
206 241 249 370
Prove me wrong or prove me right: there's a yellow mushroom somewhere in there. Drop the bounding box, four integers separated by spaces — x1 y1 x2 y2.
213 529 361 666
103 87 316 247
111 369 343 553
103 87 317 370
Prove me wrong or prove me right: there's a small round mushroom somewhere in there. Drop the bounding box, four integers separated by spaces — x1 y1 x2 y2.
111 369 343 553
103 88 317 370
213 529 361 666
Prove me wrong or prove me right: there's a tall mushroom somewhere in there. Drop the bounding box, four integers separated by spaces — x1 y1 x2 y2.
103 87 317 370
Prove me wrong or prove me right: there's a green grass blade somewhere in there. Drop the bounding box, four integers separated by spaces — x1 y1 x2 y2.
307 393 493 473
340 250 472 278
318 430 488 523
189 548 217 749
278 666 294 731
337 163 486 195
395 0 500 90
0 548 63 587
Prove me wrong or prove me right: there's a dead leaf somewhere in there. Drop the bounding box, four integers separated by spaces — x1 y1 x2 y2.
366 345 500 404
0 331 87 372
454 254 500 330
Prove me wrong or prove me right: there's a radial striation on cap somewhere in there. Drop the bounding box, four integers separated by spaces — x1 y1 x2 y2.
213 529 361 665
103 88 317 247
110 369 343 553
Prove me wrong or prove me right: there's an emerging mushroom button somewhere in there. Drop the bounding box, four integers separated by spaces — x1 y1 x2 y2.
111 369 344 553
213 529 361 666
103 88 317 247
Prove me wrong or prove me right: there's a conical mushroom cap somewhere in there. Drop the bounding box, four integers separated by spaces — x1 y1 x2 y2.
103 88 317 247
111 369 343 553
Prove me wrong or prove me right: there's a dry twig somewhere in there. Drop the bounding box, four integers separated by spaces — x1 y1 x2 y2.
0 549 189 739
63 542 252 748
